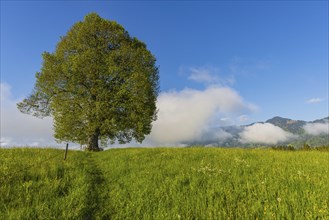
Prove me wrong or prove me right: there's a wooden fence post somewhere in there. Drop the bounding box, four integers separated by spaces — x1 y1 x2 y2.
64 143 69 160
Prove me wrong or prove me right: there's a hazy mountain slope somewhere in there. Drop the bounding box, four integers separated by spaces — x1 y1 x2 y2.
190 116 329 147
265 116 306 134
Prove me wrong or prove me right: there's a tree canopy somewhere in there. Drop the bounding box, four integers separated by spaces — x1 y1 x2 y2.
17 13 159 151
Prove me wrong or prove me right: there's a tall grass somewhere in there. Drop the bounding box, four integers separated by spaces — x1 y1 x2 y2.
1 147 328 219
0 148 99 219
95 148 329 219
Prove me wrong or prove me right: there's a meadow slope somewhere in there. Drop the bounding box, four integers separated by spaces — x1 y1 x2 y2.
0 148 328 219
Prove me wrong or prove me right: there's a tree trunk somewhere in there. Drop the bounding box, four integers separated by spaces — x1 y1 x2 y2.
86 128 100 151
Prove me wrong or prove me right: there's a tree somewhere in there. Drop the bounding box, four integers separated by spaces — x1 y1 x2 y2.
17 13 159 151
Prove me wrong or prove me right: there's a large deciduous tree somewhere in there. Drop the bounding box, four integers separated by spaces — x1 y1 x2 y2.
17 13 159 151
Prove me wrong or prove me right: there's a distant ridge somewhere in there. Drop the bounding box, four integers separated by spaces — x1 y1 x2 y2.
265 116 329 134
188 116 329 147
265 116 306 134
312 117 329 124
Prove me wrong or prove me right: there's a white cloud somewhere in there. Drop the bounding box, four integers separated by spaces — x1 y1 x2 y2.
182 65 235 86
303 122 329 136
147 86 256 145
239 123 295 145
0 82 58 147
306 98 322 104
0 82 12 101
188 66 220 84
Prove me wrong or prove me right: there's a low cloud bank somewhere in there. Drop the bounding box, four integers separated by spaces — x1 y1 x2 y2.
303 122 329 136
147 86 256 145
239 123 295 145
1 82 57 147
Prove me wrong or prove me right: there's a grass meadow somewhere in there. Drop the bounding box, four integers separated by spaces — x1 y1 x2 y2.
0 147 328 219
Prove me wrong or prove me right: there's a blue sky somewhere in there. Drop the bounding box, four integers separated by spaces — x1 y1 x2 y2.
1 1 328 146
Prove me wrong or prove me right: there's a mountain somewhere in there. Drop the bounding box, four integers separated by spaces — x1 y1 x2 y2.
312 117 329 124
265 116 306 134
188 116 329 147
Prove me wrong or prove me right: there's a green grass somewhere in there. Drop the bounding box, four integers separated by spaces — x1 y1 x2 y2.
1 147 328 219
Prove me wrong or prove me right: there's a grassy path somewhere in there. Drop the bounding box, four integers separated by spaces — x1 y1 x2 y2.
81 153 107 219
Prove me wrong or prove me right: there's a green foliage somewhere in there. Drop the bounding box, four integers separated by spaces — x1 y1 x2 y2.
271 144 329 151
271 144 296 151
302 143 312 151
1 147 328 219
17 13 159 150
313 145 329 151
